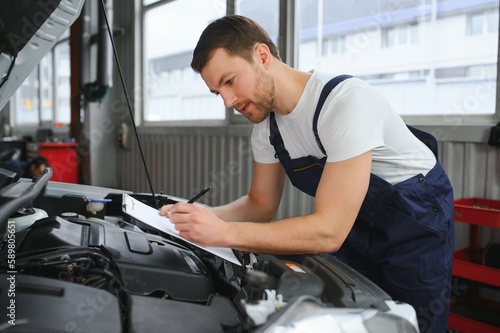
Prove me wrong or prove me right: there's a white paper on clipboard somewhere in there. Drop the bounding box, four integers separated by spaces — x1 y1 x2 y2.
122 194 241 266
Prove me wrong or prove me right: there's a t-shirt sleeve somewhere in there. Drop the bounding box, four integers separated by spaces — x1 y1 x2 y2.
251 120 279 164
319 79 388 162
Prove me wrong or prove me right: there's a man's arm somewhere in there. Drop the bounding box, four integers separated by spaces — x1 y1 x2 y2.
211 162 287 222
160 161 286 222
167 151 372 254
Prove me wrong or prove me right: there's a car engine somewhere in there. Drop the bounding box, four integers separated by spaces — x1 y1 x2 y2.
0 168 419 333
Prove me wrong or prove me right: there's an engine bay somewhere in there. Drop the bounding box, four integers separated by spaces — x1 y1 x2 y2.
0 168 419 332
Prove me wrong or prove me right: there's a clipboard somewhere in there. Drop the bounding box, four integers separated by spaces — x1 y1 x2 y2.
122 194 241 266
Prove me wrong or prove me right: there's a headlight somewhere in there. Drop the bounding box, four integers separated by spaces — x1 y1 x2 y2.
259 296 419 333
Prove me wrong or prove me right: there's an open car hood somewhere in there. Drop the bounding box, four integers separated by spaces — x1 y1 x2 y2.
0 0 85 111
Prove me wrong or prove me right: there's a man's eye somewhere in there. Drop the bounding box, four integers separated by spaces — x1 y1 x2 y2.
226 78 234 86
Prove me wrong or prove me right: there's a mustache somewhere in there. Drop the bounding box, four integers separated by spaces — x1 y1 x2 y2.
234 102 248 112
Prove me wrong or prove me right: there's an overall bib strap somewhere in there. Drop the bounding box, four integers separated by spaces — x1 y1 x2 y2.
406 125 439 158
268 74 354 196
312 74 354 155
269 74 354 157
269 112 288 158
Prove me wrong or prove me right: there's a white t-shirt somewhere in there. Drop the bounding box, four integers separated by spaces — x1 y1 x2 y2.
251 71 436 185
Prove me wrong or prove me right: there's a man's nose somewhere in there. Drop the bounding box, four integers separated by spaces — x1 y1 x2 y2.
221 91 237 109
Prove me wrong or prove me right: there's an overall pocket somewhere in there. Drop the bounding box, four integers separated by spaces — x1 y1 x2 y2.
285 155 327 197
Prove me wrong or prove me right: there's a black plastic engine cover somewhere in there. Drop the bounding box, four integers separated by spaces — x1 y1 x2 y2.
252 258 325 302
254 254 391 310
0 274 122 333
12 215 213 302
128 294 241 333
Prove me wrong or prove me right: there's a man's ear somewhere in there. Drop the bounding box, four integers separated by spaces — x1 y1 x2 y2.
255 43 272 68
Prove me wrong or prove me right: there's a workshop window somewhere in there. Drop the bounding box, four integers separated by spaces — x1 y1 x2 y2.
11 40 71 126
54 42 71 124
236 0 280 44
468 10 499 36
231 0 280 121
143 0 227 122
382 24 418 48
322 36 346 56
142 0 279 123
296 0 499 119
15 69 39 126
40 53 53 123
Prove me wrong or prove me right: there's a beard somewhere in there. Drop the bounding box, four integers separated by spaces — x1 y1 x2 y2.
245 66 275 124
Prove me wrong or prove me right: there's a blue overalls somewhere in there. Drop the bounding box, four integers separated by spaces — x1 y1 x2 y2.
269 75 455 333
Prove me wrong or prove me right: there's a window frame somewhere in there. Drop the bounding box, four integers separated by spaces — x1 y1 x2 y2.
467 9 499 36
6 0 499 129
139 0 500 128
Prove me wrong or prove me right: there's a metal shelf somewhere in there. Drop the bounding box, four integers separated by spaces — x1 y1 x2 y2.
448 198 500 333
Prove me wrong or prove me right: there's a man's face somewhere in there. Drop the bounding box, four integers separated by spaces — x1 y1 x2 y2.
200 47 275 124
30 164 46 178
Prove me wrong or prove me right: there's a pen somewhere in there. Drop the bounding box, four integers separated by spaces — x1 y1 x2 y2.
187 186 211 204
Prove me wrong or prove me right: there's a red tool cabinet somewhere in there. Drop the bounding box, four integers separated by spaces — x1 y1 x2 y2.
448 198 500 333
38 142 79 183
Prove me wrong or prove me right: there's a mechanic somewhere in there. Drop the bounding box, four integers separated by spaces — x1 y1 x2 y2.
24 156 50 178
3 156 50 179
160 15 454 333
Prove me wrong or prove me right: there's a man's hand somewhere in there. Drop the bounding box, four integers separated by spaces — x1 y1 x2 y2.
159 204 173 218
161 202 229 247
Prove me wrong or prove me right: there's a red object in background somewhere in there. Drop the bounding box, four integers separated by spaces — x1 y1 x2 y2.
448 198 500 333
454 198 500 228
38 142 79 183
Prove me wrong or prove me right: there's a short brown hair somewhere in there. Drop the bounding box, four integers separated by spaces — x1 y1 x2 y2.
191 15 280 73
